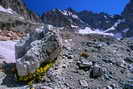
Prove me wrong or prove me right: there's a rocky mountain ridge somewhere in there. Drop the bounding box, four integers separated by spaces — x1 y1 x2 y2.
41 0 133 39
41 8 86 27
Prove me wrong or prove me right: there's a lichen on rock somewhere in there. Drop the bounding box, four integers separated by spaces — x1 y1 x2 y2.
15 27 61 82
17 60 55 84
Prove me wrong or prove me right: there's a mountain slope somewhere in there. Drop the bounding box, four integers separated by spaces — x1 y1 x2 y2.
41 0 133 39
0 0 43 41
0 0 41 22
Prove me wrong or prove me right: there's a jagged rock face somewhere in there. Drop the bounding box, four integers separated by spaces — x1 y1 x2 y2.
0 0 41 22
41 8 86 27
42 9 118 30
120 0 133 38
78 11 116 30
15 29 61 76
42 9 71 27
0 0 43 40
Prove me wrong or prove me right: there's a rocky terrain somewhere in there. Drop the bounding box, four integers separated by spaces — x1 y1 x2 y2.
0 0 41 22
43 32 133 89
0 0 133 89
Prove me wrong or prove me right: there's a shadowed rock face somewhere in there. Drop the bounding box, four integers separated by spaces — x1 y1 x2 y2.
42 9 71 27
122 0 133 23
41 8 118 29
78 11 116 30
41 8 87 27
15 29 61 76
0 0 41 22
118 0 133 37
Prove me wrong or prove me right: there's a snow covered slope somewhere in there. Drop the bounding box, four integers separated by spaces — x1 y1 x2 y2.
0 41 17 63
78 27 114 36
0 5 15 14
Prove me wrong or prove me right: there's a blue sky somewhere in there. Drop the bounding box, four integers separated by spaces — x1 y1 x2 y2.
23 0 129 15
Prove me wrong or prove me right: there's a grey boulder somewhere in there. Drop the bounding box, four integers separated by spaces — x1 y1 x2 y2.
15 30 61 76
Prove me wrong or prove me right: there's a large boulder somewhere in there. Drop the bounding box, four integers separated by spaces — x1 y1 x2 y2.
15 28 61 76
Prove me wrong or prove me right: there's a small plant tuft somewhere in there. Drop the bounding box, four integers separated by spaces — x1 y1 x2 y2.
80 52 89 58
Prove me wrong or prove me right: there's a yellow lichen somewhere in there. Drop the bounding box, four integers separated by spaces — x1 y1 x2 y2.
16 60 55 84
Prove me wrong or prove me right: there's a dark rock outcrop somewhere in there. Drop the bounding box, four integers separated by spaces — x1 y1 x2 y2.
119 0 133 38
41 8 86 27
78 11 115 30
122 0 133 23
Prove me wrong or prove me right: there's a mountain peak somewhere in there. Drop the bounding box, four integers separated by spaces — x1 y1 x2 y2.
65 8 76 12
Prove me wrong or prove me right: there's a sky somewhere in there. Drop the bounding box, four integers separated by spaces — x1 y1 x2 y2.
23 0 129 15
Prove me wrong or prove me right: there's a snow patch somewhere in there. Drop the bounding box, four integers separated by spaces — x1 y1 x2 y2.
114 33 123 40
114 20 124 27
71 25 79 28
47 25 54 30
79 27 114 36
72 14 79 19
60 10 72 16
65 40 68 43
123 28 129 33
60 10 79 19
0 40 17 63
0 5 15 14
104 19 125 32
35 26 44 33
18 16 25 20
60 10 68 16
104 15 108 19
